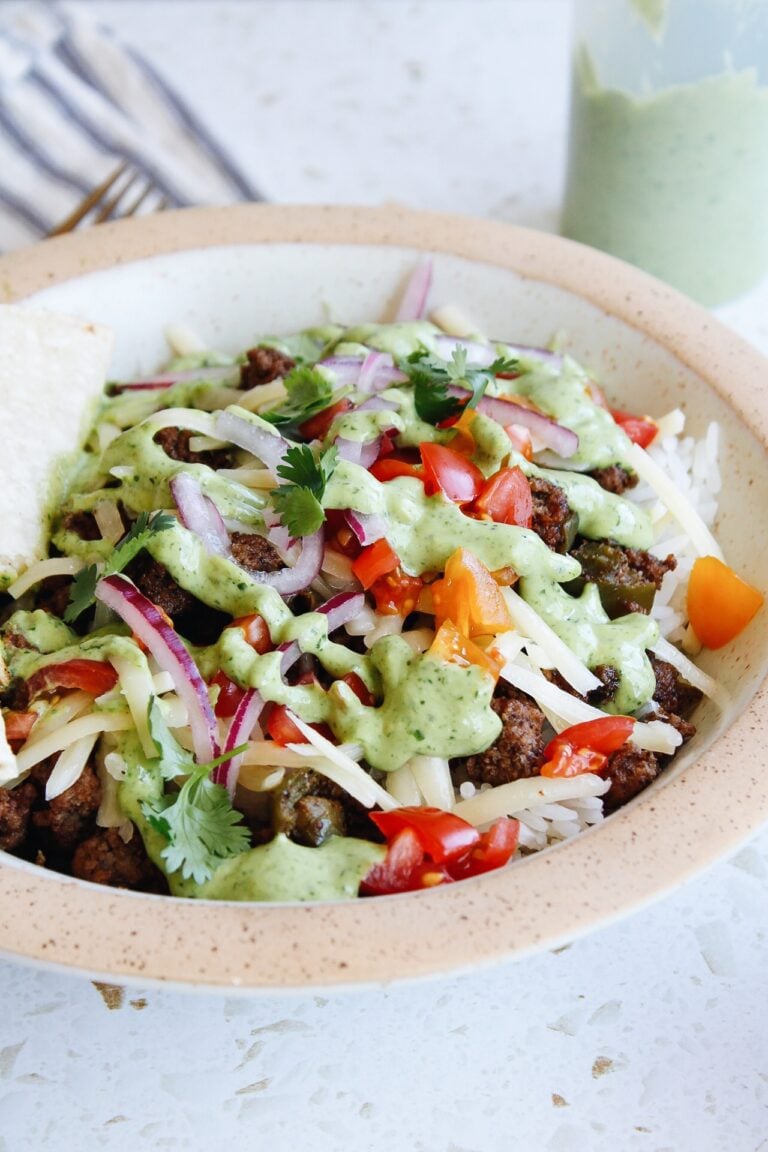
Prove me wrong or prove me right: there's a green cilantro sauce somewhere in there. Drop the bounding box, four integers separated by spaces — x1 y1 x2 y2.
6 317 669 898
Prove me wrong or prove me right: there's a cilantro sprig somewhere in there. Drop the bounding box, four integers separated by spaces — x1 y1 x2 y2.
261 364 336 428
402 347 519 425
271 443 338 537
64 510 175 624
143 700 250 884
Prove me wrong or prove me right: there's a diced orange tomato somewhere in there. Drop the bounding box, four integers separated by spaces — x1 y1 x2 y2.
26 659 118 699
445 407 478 457
471 466 532 527
351 539 400 590
420 442 484 504
429 620 503 681
686 555 764 649
298 398 353 441
369 568 424 616
369 456 422 483
230 613 273 654
430 548 512 639
610 408 658 448
505 423 534 460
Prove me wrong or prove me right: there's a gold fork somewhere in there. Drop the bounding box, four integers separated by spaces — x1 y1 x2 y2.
47 161 168 237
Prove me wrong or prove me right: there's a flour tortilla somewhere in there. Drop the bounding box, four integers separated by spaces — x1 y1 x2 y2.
0 305 114 589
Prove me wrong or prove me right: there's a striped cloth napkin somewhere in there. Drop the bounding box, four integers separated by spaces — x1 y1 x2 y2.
0 2 262 251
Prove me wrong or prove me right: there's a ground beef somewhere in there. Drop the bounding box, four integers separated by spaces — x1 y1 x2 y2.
31 760 101 854
125 553 201 620
34 576 74 620
239 346 295 390
529 477 577 552
153 426 233 469
459 682 546 787
603 745 660 811
72 827 168 892
649 655 703 718
544 664 621 707
230 532 285 575
271 767 377 846
60 511 102 541
0 677 31 711
587 464 638 495
0 779 37 852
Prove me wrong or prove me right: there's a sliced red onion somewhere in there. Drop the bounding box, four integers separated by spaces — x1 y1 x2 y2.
115 365 239 392
213 688 265 795
355 396 398 414
215 410 291 472
448 386 578 457
170 472 231 557
250 528 324 595
345 510 387 546
395 258 433 321
335 436 382 469
356 351 408 392
95 575 219 764
317 356 364 387
279 590 366 676
266 524 296 558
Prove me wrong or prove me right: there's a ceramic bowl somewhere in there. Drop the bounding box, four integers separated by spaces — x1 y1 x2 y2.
1 204 766 990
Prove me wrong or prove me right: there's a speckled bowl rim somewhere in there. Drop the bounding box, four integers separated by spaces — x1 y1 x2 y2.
0 204 766 992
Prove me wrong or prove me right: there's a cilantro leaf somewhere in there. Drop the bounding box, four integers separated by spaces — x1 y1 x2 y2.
64 510 175 624
402 348 520 426
261 365 334 427
145 768 250 885
271 444 338 537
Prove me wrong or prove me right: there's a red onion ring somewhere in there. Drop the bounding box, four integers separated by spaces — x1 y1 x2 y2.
170 472 231 557
448 386 578 457
213 688 265 796
250 529 324 596
344 510 387 546
95 575 219 764
214 410 291 472
278 590 366 676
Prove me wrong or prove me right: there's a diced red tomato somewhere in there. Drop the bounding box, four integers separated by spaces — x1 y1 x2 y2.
211 670 247 718
360 827 451 895
2 710 37 745
610 409 658 448
351 539 400 590
26 659 118 699
420 442 484 504
430 548 512 639
370 456 422 483
263 703 332 746
369 568 424 616
544 716 635 759
361 807 520 894
450 817 520 878
540 743 607 778
230 613 273 654
371 805 481 864
340 672 376 707
540 715 635 778
299 398 353 441
471 466 532 527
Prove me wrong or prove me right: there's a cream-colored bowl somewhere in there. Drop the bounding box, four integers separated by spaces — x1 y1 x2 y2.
1 205 766 990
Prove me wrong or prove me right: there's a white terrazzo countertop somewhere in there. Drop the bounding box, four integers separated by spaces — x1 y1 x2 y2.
1 3 767 1150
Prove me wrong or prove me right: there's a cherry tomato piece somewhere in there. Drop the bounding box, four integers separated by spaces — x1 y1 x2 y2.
370 806 481 865
419 442 484 504
351 539 400 590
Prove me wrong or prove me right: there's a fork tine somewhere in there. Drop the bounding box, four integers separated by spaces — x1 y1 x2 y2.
47 161 129 237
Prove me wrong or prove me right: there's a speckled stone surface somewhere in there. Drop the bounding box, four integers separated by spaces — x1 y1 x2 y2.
1 2 768 1148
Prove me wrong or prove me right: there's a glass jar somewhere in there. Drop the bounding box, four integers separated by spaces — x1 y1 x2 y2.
561 0 768 305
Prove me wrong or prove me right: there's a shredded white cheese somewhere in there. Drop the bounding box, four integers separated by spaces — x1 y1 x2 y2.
498 590 602 695
285 712 398 810
625 441 724 560
454 773 610 827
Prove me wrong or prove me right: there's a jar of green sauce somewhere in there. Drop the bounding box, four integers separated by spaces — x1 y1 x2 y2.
561 0 768 305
